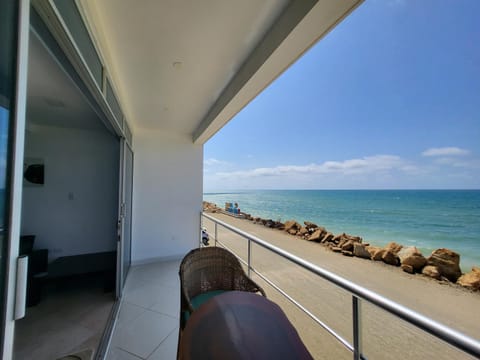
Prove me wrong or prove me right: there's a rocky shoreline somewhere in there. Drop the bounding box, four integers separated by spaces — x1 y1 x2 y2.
203 201 480 291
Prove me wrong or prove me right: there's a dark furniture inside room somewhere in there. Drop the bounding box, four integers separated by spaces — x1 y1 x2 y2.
19 235 49 306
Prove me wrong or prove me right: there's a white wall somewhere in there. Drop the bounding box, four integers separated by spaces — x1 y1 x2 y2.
21 125 119 261
132 129 203 263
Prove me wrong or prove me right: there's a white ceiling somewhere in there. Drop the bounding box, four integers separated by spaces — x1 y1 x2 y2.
78 0 362 143
80 0 288 134
27 30 105 131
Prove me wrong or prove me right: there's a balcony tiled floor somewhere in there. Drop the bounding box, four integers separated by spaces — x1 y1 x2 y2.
107 259 181 360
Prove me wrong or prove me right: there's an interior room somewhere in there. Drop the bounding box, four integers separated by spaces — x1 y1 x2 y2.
13 23 120 360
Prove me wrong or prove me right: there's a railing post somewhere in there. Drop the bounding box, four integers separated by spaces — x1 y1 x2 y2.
200 212 203 248
352 296 362 360
247 238 251 277
214 222 218 247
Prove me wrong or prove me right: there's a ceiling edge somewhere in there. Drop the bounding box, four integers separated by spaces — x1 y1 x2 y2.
193 0 363 145
76 0 133 130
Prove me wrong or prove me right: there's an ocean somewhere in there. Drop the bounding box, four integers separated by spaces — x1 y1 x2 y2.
203 190 480 272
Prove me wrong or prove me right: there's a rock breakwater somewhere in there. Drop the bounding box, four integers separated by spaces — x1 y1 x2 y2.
203 201 480 291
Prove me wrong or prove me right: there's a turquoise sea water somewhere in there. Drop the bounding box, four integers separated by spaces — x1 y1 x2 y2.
204 190 480 272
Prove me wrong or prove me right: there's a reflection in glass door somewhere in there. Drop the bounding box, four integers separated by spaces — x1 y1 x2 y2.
0 107 12 354
1 0 20 353
1 0 29 356
116 139 133 298
122 142 133 285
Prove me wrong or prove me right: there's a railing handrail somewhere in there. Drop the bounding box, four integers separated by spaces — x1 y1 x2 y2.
202 212 480 358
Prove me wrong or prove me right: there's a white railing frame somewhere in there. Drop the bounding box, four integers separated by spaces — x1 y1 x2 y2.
202 212 480 360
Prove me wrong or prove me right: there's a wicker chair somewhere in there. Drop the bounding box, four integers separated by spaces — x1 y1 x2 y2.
178 246 266 330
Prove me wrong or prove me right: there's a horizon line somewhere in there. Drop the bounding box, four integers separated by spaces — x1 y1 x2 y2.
203 188 480 193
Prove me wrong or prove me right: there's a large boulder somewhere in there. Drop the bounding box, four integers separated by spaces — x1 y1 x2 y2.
341 240 354 252
353 243 371 259
385 242 403 255
366 246 381 258
382 250 399 266
284 220 301 232
372 248 385 261
422 265 441 280
332 234 343 245
203 201 222 213
274 221 285 230
337 233 363 244
345 234 363 244
321 232 334 243
298 227 309 236
397 246 419 262
401 264 414 274
397 246 427 272
308 228 326 242
304 221 319 230
337 237 348 248
427 248 462 282
264 219 275 228
457 267 480 290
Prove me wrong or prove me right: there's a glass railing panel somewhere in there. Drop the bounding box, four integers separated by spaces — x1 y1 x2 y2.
53 0 103 89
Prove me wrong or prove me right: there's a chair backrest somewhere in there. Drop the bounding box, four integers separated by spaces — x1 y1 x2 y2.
178 246 266 336
179 247 248 301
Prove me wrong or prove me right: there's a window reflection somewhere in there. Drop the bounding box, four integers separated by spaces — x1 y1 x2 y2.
0 106 9 230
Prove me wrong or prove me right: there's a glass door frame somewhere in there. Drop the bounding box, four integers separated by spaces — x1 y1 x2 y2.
116 138 133 298
1 0 30 358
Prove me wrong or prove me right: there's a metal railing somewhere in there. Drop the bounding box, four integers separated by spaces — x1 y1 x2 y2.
201 212 480 360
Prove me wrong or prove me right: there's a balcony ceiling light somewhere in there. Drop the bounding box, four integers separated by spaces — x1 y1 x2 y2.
172 61 183 70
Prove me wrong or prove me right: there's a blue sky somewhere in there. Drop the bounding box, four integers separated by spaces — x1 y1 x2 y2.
204 0 480 191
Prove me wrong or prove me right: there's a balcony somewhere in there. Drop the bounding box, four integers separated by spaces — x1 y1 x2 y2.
106 260 180 359
106 213 480 359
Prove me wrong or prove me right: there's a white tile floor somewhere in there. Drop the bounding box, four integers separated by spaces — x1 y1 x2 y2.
14 273 114 360
106 259 181 360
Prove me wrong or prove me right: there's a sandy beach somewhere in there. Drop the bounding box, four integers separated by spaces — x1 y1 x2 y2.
203 212 480 359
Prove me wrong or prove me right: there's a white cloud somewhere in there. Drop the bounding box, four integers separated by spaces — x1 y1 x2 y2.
433 157 480 169
215 155 411 180
204 152 480 191
422 147 470 157
373 0 406 7
204 158 231 167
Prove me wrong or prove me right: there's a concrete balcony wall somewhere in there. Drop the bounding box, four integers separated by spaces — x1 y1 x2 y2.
132 129 203 263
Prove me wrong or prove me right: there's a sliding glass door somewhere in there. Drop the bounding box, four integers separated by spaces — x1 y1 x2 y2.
122 141 133 286
116 139 133 297
1 0 19 325
1 0 29 357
